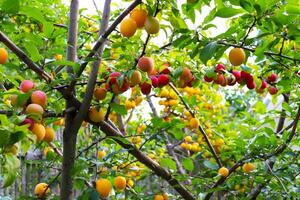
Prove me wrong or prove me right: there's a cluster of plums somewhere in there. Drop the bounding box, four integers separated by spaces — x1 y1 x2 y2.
10 80 55 142
204 63 279 95
120 8 160 38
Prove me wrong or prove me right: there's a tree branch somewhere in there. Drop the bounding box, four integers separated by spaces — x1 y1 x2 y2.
0 31 52 83
217 40 299 63
96 120 196 200
168 82 222 167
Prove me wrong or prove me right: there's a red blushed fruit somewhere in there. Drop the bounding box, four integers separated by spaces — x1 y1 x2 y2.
204 75 214 82
232 70 241 80
268 73 277 83
158 74 169 87
297 71 300 76
260 79 267 89
247 81 256 90
150 75 159 88
31 90 47 107
268 86 278 95
139 82 152 95
109 72 121 84
186 76 195 87
214 74 225 85
160 67 171 74
20 80 35 93
111 79 130 94
138 56 154 72
215 63 226 73
20 118 34 130
105 83 110 91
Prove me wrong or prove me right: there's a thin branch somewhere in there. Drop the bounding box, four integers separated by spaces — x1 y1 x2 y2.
240 17 257 47
217 40 300 63
265 161 288 194
168 82 222 168
96 120 196 200
0 31 52 83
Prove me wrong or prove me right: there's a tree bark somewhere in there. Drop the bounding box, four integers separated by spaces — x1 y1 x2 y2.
60 0 79 199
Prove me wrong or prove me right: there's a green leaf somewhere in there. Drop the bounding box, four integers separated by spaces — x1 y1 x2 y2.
20 6 46 23
203 160 218 170
182 158 194 171
24 42 41 62
1 0 19 14
3 172 17 188
200 42 218 64
215 7 244 18
160 157 177 171
111 103 127 115
239 0 253 12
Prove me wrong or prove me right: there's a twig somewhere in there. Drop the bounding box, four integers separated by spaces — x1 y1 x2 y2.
240 17 257 47
265 161 288 194
0 31 52 83
168 82 222 168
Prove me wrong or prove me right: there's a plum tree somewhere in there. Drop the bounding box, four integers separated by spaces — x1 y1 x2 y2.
0 1 299 200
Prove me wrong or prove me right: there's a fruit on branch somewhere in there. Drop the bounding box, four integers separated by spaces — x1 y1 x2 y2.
88 107 105 123
163 193 169 200
204 75 214 82
130 70 142 86
138 56 154 73
267 73 277 83
154 194 164 200
130 9 147 28
214 74 225 85
125 99 136 110
231 70 241 80
158 74 169 87
43 147 54 157
20 80 35 93
26 103 44 116
145 16 160 34
20 118 34 130
114 176 127 191
246 81 256 90
189 118 199 129
229 48 245 66
54 54 62 61
242 163 255 173
268 86 278 95
215 63 226 73
97 150 106 159
139 82 152 95
96 178 112 198
181 67 193 83
160 66 171 74
94 87 107 101
109 72 121 85
227 76 236 86
34 183 50 198
184 136 192 142
31 90 47 107
43 127 56 142
111 78 130 94
150 75 159 87
0 48 8 64
120 18 137 38
218 167 229 177
260 79 267 89
31 123 46 141
127 179 134 187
